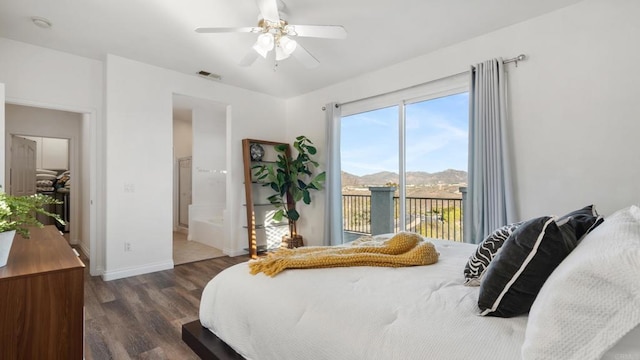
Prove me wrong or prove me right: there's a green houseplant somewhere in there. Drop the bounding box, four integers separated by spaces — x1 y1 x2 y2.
0 190 65 267
0 192 64 237
253 135 326 247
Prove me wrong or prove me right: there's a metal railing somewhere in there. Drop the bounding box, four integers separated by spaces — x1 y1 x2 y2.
342 194 372 234
342 194 464 242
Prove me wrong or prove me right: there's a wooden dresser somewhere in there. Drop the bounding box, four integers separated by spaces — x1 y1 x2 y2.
0 226 85 359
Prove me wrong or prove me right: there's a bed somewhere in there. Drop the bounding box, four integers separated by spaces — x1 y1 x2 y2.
183 205 640 360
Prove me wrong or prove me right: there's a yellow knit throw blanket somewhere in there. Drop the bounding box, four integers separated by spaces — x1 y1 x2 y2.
249 232 439 277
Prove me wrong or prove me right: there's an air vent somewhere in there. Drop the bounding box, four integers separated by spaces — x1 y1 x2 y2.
197 70 222 81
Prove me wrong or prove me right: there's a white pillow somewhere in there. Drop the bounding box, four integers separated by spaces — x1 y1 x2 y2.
522 205 640 360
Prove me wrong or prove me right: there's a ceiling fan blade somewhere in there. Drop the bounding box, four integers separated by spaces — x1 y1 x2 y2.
292 43 319 69
285 25 347 39
195 27 259 34
255 0 280 23
239 48 260 66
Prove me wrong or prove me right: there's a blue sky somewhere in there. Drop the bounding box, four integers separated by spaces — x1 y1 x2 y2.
341 92 469 176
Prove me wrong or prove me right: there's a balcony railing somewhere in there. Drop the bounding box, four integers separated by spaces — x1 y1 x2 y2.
342 194 464 242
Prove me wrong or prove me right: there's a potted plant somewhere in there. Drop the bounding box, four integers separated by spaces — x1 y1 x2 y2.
253 135 326 248
0 190 64 267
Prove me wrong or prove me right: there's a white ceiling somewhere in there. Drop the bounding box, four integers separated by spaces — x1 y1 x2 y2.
0 0 584 98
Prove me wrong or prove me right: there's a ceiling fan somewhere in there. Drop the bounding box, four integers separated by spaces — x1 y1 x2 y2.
195 0 347 68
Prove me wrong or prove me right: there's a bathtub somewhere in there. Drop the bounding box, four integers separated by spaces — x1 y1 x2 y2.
189 204 226 250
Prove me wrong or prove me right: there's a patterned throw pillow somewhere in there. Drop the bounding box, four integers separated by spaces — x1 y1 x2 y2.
463 222 523 286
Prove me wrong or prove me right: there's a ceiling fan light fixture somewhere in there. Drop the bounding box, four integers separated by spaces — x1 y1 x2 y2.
253 33 274 58
283 24 296 36
275 46 290 61
252 43 268 58
279 36 297 56
195 0 346 68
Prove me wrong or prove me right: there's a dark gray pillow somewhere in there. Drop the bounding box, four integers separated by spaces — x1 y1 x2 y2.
477 205 604 318
463 222 523 286
557 204 604 244
478 216 580 318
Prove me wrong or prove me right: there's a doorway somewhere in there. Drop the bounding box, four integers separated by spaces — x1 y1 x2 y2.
177 156 192 229
14 135 71 235
172 94 228 265
4 104 81 245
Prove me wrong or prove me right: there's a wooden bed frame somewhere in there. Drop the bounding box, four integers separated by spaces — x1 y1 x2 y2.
182 320 245 360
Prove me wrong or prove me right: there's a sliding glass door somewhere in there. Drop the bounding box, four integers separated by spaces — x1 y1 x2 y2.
340 86 468 243
404 93 468 241
341 106 399 242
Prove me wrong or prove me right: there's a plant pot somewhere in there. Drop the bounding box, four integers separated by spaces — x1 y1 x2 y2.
282 234 304 249
0 230 16 267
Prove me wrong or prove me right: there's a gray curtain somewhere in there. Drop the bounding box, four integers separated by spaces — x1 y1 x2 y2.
466 58 516 244
324 102 343 246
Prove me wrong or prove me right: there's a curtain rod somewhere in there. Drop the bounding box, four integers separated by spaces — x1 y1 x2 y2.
326 54 527 109
503 54 527 65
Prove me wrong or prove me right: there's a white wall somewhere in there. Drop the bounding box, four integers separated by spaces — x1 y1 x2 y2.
5 104 80 167
0 38 103 110
173 118 192 159
286 0 640 245
103 54 287 280
0 38 103 275
192 104 226 206
188 102 227 246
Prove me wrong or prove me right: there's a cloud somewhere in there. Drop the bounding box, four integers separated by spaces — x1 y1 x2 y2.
341 92 469 174
342 110 396 128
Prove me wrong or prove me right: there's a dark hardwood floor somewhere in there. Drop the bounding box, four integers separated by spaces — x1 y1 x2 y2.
82 252 249 359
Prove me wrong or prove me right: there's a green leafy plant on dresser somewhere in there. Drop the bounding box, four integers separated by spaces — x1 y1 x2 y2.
0 191 65 238
0 189 65 267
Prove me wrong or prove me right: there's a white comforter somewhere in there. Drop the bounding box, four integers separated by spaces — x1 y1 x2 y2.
200 239 529 360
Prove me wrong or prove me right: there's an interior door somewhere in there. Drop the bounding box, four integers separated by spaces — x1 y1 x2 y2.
10 135 37 196
178 157 192 227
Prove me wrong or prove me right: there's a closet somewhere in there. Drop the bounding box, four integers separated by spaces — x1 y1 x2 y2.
24 136 71 232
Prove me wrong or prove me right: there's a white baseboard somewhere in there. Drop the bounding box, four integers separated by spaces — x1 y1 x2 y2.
224 247 249 257
77 241 90 259
91 266 105 277
101 260 174 281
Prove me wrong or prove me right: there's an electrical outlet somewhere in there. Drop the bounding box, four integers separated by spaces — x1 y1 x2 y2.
124 183 135 193
124 242 132 252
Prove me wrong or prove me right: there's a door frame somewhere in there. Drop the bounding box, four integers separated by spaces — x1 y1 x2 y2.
176 156 192 230
2 96 102 276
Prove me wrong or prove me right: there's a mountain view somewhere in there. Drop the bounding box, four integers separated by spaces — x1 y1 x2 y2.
341 169 468 199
